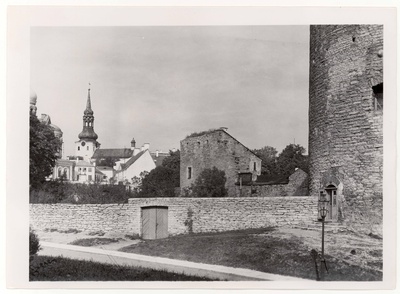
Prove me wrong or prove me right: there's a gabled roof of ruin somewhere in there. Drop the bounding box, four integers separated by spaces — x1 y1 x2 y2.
183 128 262 160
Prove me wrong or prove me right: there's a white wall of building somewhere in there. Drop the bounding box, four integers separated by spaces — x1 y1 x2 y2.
116 150 156 183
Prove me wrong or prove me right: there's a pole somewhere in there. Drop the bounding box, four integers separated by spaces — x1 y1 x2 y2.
321 217 328 274
322 219 324 258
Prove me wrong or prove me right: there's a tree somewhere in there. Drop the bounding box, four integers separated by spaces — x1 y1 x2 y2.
191 167 228 198
252 146 278 176
276 144 309 179
131 149 181 198
30 114 62 188
161 149 180 171
139 166 178 198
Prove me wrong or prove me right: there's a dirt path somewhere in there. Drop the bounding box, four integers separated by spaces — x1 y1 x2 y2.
274 227 382 273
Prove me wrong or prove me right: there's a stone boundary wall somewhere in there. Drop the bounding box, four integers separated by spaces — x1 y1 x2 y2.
29 203 136 233
30 196 318 236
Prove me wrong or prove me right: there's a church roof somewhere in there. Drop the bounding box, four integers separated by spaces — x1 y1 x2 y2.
119 150 146 171
92 148 133 159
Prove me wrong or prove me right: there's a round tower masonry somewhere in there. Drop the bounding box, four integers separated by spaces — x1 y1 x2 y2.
308 25 383 231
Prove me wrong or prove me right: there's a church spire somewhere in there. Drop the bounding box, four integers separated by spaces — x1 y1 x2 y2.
86 87 92 111
78 85 98 141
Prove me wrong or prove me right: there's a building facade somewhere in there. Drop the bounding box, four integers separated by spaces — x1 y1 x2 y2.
180 128 262 196
308 25 383 228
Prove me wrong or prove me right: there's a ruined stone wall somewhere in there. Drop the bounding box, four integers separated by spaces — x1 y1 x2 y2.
180 130 261 196
238 169 308 197
30 196 318 236
309 25 383 229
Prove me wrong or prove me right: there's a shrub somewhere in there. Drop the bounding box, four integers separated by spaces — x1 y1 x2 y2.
29 227 41 257
30 181 135 204
191 167 228 198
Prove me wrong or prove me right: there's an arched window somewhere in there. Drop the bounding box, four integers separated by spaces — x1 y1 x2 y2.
63 168 69 180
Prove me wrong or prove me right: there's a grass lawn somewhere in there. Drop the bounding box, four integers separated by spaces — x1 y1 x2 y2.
30 255 218 281
118 227 382 281
69 237 122 247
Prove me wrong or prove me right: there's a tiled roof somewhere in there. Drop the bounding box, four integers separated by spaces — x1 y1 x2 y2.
75 161 95 167
151 154 170 167
92 148 133 159
255 174 289 185
96 166 114 171
95 168 105 175
56 159 75 166
119 150 146 171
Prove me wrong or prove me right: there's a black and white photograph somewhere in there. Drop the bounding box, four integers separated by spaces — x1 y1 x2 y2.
5 3 398 292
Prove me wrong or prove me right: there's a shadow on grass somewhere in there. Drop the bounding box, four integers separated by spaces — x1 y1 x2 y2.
30 255 219 281
119 227 382 281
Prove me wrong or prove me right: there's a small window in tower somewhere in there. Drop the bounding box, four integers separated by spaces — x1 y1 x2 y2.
372 83 383 111
78 146 80 151
187 167 192 179
87 146 89 151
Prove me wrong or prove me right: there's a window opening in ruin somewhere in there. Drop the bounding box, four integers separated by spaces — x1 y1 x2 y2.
352 36 356 42
187 167 192 179
253 162 257 171
372 83 383 111
78 146 80 151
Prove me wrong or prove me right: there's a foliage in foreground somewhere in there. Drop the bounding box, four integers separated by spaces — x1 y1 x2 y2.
29 181 135 204
29 256 218 281
29 227 41 257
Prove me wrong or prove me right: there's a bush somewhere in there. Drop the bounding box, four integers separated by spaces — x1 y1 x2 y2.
29 227 41 257
191 167 228 198
138 166 178 198
30 181 135 204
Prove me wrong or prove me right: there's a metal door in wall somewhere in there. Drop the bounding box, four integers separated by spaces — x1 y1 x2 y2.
141 206 168 240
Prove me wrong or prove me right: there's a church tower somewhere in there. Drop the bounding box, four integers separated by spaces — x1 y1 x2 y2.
75 87 100 161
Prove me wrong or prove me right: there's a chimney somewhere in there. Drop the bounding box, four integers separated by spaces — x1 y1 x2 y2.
143 143 150 150
130 137 136 150
171 148 177 152
133 147 141 156
156 150 159 157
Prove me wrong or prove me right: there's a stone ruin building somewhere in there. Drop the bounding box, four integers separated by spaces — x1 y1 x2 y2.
180 128 262 196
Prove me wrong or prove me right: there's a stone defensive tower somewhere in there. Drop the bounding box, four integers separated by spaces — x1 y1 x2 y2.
308 25 383 230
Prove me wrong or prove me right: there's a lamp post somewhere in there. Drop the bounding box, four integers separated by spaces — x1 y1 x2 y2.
319 194 329 273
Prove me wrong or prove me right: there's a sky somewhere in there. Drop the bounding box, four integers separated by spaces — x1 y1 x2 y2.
31 26 310 157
